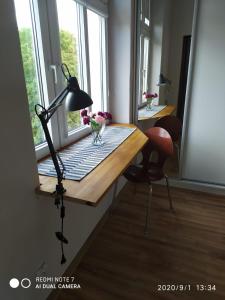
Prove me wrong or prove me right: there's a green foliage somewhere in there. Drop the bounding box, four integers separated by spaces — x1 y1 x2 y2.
59 30 78 77
19 28 44 145
19 28 81 145
59 30 81 131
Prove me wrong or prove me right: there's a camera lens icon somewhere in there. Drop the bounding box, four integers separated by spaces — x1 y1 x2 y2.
9 278 31 289
21 278 31 288
9 278 19 288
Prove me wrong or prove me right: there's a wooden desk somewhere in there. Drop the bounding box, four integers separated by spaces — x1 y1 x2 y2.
37 124 148 206
138 105 176 121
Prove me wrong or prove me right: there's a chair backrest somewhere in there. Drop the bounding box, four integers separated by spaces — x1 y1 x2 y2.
142 127 174 170
154 115 182 142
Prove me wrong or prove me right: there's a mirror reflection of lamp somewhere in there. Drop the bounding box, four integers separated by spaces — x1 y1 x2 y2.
157 73 171 105
157 73 171 86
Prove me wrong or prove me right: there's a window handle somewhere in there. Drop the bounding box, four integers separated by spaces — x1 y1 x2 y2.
50 65 58 84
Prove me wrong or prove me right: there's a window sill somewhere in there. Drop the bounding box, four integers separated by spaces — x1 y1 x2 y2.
138 104 176 121
138 101 148 109
35 123 148 206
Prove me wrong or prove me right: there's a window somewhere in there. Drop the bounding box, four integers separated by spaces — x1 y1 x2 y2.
140 0 150 28
14 0 47 146
137 0 151 106
138 35 150 106
87 9 106 112
141 37 150 102
14 0 108 158
56 0 81 132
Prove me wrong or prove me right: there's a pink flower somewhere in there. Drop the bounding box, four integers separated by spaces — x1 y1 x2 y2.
144 92 158 99
104 112 112 120
83 116 90 125
97 111 104 117
95 115 105 124
80 109 88 117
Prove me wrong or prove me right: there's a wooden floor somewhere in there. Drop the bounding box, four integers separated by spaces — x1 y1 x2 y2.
53 183 225 300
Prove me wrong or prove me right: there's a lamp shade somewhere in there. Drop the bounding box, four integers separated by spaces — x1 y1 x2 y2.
65 76 93 111
157 73 171 86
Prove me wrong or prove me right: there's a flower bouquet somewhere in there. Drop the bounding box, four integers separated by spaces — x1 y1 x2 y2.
143 92 158 110
81 110 112 145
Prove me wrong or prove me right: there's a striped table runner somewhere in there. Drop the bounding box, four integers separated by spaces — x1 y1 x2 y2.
38 126 136 181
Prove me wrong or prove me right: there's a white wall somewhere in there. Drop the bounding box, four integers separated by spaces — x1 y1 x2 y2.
182 0 225 185
108 0 134 123
167 0 194 105
0 1 125 299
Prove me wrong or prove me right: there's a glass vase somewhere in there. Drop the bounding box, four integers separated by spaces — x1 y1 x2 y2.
91 123 105 146
146 98 153 110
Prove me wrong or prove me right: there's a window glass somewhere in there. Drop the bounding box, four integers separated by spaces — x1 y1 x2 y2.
142 37 149 103
14 0 46 146
14 0 108 157
87 9 102 112
144 18 150 26
56 0 81 132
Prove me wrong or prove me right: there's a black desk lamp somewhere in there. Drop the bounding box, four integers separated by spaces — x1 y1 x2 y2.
157 73 171 86
35 64 93 264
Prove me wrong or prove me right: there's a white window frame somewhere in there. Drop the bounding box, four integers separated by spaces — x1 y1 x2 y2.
137 0 151 108
138 33 150 107
14 0 108 160
140 0 150 30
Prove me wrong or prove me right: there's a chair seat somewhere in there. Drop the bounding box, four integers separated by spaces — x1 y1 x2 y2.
124 163 164 183
123 165 148 183
147 162 165 181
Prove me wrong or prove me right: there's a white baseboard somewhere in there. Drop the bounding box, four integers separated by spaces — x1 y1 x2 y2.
156 177 225 197
120 172 225 197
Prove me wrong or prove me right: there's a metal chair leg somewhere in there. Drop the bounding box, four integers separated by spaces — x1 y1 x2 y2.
144 183 152 235
165 175 173 210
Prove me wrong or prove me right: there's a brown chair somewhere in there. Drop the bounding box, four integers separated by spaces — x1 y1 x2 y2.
154 115 182 163
123 127 174 234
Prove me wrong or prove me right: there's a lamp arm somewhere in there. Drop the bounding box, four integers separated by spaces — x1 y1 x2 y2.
35 86 69 182
38 113 63 183
47 86 69 111
36 88 69 123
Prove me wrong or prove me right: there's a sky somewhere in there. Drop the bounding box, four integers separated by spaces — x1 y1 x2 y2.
14 0 77 34
14 0 31 28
